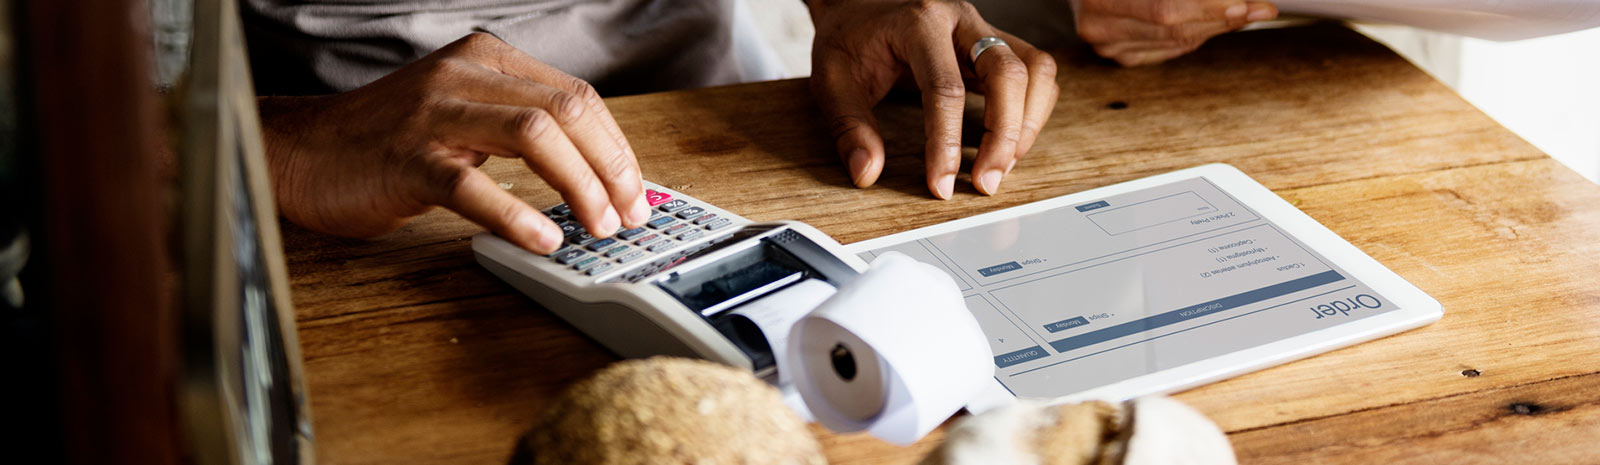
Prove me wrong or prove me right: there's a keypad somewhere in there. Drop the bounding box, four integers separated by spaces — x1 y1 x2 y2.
542 185 745 278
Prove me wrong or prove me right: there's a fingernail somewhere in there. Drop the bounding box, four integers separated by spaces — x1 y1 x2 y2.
1226 4 1247 19
977 169 1004 196
599 206 622 235
1247 6 1275 21
628 195 650 226
518 214 561 253
935 174 955 200
848 148 872 187
1004 158 1018 175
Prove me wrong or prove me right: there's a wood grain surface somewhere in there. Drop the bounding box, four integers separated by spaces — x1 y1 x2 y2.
283 24 1600 465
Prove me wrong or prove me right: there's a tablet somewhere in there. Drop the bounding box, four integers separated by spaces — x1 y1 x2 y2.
843 164 1441 410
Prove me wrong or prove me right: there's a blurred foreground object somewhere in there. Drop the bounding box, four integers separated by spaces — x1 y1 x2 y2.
921 396 1236 465
516 357 825 465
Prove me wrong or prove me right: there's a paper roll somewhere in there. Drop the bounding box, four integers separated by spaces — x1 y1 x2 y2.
787 252 994 445
729 278 838 386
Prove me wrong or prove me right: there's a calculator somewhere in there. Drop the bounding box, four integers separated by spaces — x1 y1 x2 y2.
472 182 867 375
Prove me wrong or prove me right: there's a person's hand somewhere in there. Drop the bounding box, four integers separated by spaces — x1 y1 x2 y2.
809 0 1059 199
1073 0 1278 66
258 33 649 255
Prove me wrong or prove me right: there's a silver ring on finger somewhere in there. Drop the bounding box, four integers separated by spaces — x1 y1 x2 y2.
969 36 1010 66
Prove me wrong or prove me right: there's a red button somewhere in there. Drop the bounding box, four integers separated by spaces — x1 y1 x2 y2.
645 189 672 206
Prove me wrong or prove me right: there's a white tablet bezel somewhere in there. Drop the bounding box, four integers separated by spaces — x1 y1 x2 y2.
844 163 1443 410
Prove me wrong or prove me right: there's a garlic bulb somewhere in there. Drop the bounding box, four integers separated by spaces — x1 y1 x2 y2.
514 357 826 465
920 396 1236 465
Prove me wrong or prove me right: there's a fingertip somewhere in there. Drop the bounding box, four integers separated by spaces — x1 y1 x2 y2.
514 213 563 254
625 194 650 227
596 205 622 237
932 173 955 200
847 148 881 188
976 169 1004 196
1246 3 1277 21
1225 4 1247 20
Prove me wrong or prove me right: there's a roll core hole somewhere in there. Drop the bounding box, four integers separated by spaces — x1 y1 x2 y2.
830 343 857 381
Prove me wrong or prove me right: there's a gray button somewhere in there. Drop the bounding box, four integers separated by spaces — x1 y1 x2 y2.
662 223 690 235
647 216 677 229
648 241 675 253
675 206 706 219
571 256 602 271
676 229 703 241
616 250 646 263
634 233 662 246
657 199 690 213
569 232 597 246
617 227 648 240
549 203 572 217
604 245 631 258
585 262 613 276
557 220 582 237
586 238 618 251
703 218 733 230
692 213 718 225
553 249 588 265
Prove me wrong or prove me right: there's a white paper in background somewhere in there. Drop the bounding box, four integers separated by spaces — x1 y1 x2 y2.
1271 0 1600 41
788 252 995 446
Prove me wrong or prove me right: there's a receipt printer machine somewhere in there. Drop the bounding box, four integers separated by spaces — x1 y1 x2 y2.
472 187 867 379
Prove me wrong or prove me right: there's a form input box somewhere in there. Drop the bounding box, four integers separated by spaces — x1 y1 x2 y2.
1087 192 1216 235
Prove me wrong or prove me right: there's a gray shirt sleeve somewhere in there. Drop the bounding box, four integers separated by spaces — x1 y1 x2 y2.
240 0 764 96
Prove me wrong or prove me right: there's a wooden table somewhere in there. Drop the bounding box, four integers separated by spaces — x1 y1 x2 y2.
283 24 1600 464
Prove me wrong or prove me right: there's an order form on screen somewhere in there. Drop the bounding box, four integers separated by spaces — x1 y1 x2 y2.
843 165 1440 403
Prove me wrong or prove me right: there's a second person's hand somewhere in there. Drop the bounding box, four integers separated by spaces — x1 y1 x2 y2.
809 0 1059 199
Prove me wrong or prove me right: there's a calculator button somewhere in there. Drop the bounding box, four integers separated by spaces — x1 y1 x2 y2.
571 256 602 271
586 238 618 251
648 241 676 253
557 220 582 237
617 227 648 241
658 199 690 213
617 250 646 263
634 234 662 246
703 218 733 230
549 204 572 217
675 206 706 219
662 223 690 235
604 245 631 258
692 213 718 225
553 249 588 265
585 262 613 276
645 190 672 206
569 232 597 246
647 216 677 229
675 229 703 241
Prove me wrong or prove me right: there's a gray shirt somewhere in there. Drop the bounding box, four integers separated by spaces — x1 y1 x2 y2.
241 0 784 96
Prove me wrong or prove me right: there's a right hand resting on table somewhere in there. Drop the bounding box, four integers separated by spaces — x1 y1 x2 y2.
257 33 649 255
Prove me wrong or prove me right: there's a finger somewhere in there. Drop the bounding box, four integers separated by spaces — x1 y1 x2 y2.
1111 46 1195 67
1088 0 1247 26
1079 15 1236 44
896 18 966 199
956 21 1026 195
438 163 565 254
994 31 1058 169
1245 1 1279 22
434 99 624 238
1093 40 1182 61
811 56 890 188
452 34 650 228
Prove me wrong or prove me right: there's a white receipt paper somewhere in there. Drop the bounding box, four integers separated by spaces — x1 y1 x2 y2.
786 252 994 446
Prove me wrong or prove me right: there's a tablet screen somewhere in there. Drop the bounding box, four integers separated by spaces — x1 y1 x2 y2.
853 176 1403 399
